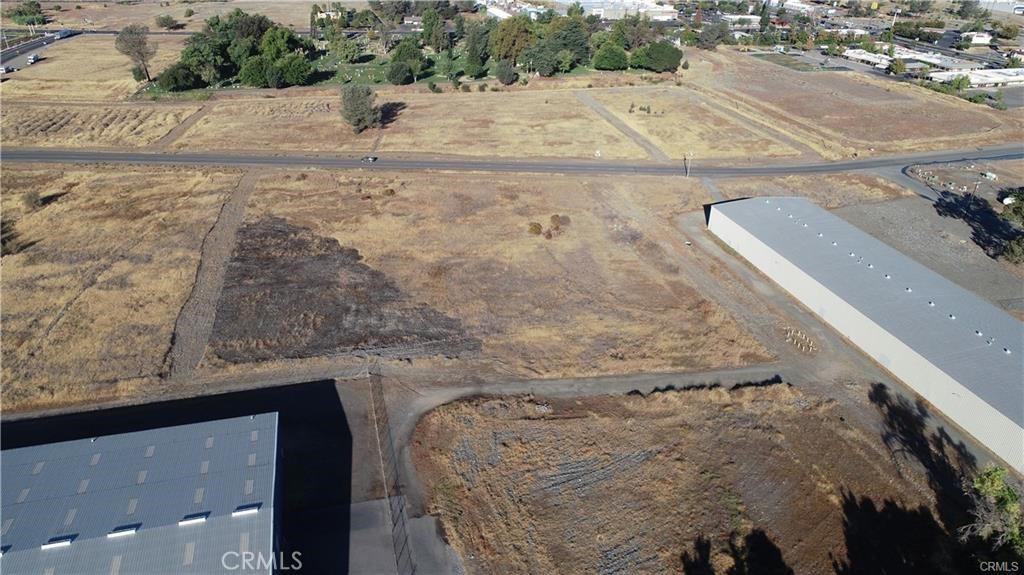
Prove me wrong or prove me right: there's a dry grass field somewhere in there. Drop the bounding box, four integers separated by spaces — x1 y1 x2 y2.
716 173 914 208
590 87 804 160
412 386 966 574
375 90 649 160
1 164 242 411
683 50 1024 159
231 169 770 377
10 1 313 32
0 102 201 148
0 35 186 102
169 96 377 154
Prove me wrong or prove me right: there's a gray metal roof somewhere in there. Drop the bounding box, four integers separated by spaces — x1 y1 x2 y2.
1 413 278 575
711 197 1023 426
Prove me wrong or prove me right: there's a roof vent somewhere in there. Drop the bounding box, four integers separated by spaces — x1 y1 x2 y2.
849 252 856 257
867 263 874 269
948 314 956 320
41 535 76 550
1004 348 1013 355
884 274 891 279
928 301 935 307
817 232 823 238
232 503 262 518
178 512 209 527
832 241 838 246
107 524 141 539
975 330 983 336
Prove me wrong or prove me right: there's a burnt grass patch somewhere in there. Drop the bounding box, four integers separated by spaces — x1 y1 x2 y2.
209 217 479 362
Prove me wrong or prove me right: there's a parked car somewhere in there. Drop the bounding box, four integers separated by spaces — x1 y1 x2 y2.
26 54 39 65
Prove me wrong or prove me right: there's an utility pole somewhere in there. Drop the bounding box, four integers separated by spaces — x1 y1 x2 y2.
684 153 690 177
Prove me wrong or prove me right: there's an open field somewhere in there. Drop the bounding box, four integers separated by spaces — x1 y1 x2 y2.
5 1 314 32
375 90 650 160
683 50 1024 159
412 385 974 574
169 96 377 154
0 34 186 101
589 87 804 161
0 102 201 148
1 164 242 411
716 173 914 208
212 169 770 377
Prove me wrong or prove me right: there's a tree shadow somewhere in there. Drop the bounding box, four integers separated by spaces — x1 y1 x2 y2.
379 101 406 128
868 383 976 532
932 190 1022 258
830 490 961 575
681 530 794 575
354 53 376 64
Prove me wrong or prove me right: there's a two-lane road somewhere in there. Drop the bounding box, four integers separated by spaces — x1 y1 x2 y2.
2 144 1022 177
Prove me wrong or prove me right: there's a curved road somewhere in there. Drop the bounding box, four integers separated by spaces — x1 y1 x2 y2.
3 144 1022 177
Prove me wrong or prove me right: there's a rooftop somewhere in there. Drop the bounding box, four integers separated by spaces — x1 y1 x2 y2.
1 413 278 574
710 197 1023 427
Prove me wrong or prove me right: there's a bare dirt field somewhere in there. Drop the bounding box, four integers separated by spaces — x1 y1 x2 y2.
412 385 978 574
682 50 1023 159
0 34 186 101
0 102 201 148
1 164 242 411
209 169 770 377
589 87 804 160
13 1 313 32
716 173 914 208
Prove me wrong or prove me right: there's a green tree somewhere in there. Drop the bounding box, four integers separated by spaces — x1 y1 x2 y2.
639 41 683 72
387 60 413 84
1001 188 1024 225
115 24 157 81
995 22 1020 40
546 16 590 64
184 8 194 18
959 466 1024 554
157 62 198 91
275 53 311 86
567 1 584 17
454 14 465 41
698 22 729 50
155 14 179 29
390 37 424 67
557 49 575 73
5 1 46 25
421 7 445 51
238 54 271 87
261 27 300 61
613 14 655 50
887 57 906 74
333 37 362 63
227 36 258 68
341 84 381 133
463 23 488 78
957 0 988 19
491 16 535 65
180 33 224 85
522 42 558 76
592 42 628 70
495 59 518 85
352 9 376 28
437 48 456 80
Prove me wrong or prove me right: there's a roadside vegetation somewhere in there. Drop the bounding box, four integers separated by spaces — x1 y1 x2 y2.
4 1 46 25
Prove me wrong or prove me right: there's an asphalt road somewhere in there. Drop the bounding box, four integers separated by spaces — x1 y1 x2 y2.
3 144 1022 177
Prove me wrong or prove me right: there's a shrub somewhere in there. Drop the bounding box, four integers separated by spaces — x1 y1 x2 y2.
460 84 471 92
1002 237 1024 264
238 54 271 87
495 59 518 85
22 191 41 211
275 53 311 86
593 42 628 70
527 222 543 235
131 64 146 81
477 83 486 92
681 60 690 70
959 466 1024 554
184 8 193 17
631 41 682 72
155 14 178 29
157 62 199 91
387 60 413 85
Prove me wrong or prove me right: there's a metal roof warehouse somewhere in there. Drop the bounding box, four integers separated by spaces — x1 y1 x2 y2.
708 197 1024 473
0 413 279 575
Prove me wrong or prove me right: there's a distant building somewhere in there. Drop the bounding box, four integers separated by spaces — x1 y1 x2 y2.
960 31 993 45
0 414 280 574
707 198 1024 474
930 67 1024 87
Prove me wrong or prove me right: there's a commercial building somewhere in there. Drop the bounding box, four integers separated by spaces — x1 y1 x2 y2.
929 67 1024 87
707 197 1024 473
0 414 280 574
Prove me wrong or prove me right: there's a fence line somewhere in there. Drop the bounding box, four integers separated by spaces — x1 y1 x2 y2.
368 364 417 575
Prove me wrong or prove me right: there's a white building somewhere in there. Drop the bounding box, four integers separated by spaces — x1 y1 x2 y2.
930 67 1024 87
961 31 993 45
707 198 1024 474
